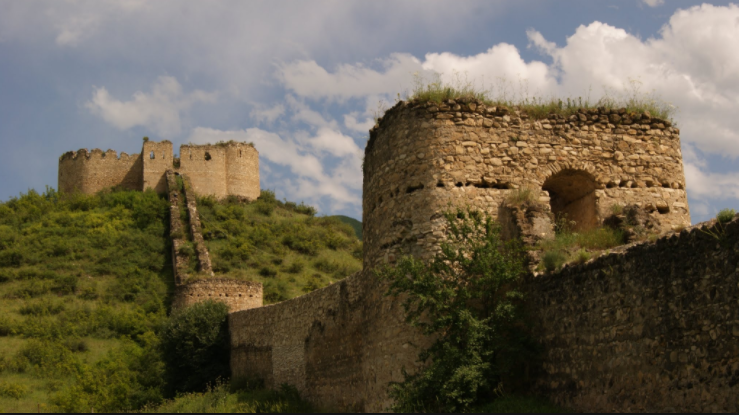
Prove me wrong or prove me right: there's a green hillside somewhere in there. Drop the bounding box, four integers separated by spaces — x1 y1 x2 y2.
0 187 362 412
329 215 362 241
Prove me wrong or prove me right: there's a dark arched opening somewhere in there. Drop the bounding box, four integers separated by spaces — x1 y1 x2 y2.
543 169 598 232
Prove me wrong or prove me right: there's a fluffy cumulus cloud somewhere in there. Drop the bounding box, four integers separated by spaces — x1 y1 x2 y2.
85 76 217 137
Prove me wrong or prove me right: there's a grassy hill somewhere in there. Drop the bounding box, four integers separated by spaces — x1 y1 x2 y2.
330 215 362 241
0 187 361 412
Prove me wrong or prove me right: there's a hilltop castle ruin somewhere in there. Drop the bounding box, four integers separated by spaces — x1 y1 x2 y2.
227 100 739 414
58 140 259 200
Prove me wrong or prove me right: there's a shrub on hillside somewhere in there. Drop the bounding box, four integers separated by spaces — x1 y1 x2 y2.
159 300 230 396
376 208 538 412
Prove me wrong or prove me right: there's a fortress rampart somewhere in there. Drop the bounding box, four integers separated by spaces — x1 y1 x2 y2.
228 100 739 413
59 140 259 200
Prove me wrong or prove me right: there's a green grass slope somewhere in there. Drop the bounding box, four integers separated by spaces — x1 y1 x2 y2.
197 191 362 303
328 215 362 241
0 187 363 412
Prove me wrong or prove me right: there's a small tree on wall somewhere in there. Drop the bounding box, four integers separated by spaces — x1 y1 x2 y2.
376 208 540 413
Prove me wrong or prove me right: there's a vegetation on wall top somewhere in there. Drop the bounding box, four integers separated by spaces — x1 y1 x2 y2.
400 72 677 122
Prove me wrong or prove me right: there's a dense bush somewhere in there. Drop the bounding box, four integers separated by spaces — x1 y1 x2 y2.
159 300 230 396
376 208 539 412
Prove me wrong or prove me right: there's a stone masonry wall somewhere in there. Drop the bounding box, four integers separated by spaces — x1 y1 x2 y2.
165 170 191 285
143 140 173 194
527 214 739 412
362 99 690 269
178 144 228 199
225 143 260 201
181 174 214 276
58 149 142 194
173 278 263 313
229 272 429 412
58 140 259 200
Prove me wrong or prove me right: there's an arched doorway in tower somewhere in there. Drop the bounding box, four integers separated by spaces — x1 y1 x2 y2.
542 169 598 232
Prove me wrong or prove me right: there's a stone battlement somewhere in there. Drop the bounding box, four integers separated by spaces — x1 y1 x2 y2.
58 140 259 200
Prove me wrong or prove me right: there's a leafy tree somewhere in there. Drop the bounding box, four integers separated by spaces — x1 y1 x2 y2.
376 208 540 412
159 300 230 396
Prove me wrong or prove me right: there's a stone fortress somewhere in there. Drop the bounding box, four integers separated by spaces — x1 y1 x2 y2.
57 99 739 412
58 139 265 313
58 139 260 200
229 99 738 413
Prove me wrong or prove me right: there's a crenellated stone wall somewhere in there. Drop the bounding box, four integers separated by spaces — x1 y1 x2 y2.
58 149 142 194
58 140 260 200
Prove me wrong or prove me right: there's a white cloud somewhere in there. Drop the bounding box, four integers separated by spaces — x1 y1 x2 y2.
642 0 664 7
684 162 739 200
250 104 285 125
279 54 425 101
85 76 217 137
344 112 375 133
188 126 361 211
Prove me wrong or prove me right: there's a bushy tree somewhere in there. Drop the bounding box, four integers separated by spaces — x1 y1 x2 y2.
376 208 540 412
159 300 230 395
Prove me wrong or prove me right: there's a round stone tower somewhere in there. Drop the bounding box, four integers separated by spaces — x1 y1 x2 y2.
362 99 690 268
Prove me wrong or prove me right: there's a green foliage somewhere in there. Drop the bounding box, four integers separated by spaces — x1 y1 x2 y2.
197 193 362 302
143 381 316 413
0 381 28 399
716 208 736 224
331 215 362 240
0 187 170 411
159 300 230 396
51 334 165 412
376 208 538 412
541 251 567 272
406 72 677 122
506 187 536 205
537 226 625 272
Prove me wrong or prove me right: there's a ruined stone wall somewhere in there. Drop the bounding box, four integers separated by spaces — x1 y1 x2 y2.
165 170 190 285
178 144 228 198
363 99 690 269
527 214 739 413
181 174 214 276
173 278 263 313
142 141 173 194
229 271 429 412
225 143 260 201
58 149 142 194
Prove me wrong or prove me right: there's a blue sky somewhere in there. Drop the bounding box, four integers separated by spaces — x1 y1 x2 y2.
2 0 738 223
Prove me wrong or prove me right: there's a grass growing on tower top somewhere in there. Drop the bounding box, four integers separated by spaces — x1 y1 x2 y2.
403 72 677 122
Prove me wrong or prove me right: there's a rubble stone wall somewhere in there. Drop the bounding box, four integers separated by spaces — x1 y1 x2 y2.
143 140 173 194
173 278 263 313
527 215 739 413
229 272 428 412
58 149 142 194
362 99 690 268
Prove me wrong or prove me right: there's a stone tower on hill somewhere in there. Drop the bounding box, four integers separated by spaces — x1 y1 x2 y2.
362 99 690 268
58 140 259 200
